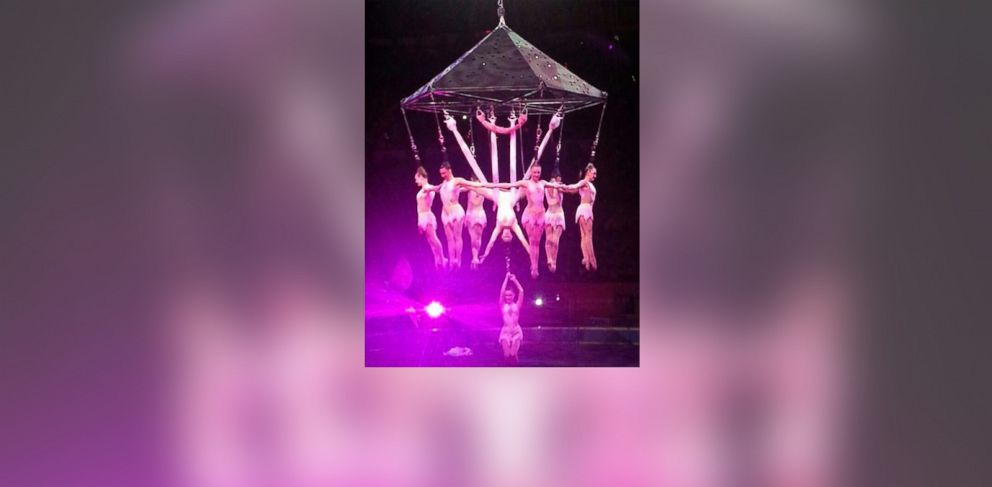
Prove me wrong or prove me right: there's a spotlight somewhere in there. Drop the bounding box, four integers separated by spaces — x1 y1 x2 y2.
462 114 468 120
555 293 560 302
424 301 445 318
534 297 543 306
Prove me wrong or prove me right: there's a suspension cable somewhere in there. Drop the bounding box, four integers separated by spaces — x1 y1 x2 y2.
429 92 448 163
400 107 421 165
588 100 607 166
468 108 476 158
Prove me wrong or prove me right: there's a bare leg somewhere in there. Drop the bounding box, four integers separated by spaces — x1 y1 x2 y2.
510 336 521 357
424 225 445 268
544 226 554 269
500 338 511 358
451 218 465 269
480 224 503 263
511 221 531 259
444 220 456 270
546 225 563 272
583 217 597 270
578 217 591 269
469 223 484 268
525 222 543 278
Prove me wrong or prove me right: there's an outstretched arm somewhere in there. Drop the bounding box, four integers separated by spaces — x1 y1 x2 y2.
549 179 586 194
482 180 526 190
499 273 510 305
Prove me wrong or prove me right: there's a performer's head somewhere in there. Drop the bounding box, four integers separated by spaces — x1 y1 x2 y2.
439 161 452 180
503 287 516 303
528 162 542 181
502 229 512 242
582 163 598 181
414 166 428 186
550 167 562 183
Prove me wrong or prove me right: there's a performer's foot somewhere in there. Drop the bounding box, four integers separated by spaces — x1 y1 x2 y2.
471 257 480 269
530 267 539 279
549 262 556 273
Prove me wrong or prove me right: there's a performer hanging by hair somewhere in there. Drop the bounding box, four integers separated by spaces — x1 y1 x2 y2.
549 163 598 270
414 166 446 269
438 161 483 270
464 175 490 269
498 271 524 365
543 167 566 272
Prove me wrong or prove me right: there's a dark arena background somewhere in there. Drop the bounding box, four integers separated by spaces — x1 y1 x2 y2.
365 0 639 366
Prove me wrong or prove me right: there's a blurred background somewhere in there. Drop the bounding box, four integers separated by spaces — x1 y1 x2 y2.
1 0 989 486
365 0 639 367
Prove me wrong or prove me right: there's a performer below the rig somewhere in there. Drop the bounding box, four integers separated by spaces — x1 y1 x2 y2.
498 271 524 365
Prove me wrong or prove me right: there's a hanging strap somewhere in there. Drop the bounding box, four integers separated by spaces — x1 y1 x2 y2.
508 108 518 182
400 107 421 165
588 100 607 165
517 105 526 175
488 106 499 183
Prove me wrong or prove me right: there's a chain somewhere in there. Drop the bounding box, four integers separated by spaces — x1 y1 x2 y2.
400 107 421 164
497 0 505 20
588 100 607 165
468 109 476 156
430 92 448 162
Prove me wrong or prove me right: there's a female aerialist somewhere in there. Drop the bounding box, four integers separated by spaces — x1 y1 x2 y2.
499 271 524 365
436 161 481 270
549 163 598 270
543 168 566 272
477 185 530 264
414 166 446 269
464 175 489 268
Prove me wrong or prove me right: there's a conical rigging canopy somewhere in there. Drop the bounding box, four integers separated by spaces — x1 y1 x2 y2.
401 22 606 115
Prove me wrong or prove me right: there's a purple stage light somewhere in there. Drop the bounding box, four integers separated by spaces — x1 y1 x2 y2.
534 297 544 306
424 301 445 318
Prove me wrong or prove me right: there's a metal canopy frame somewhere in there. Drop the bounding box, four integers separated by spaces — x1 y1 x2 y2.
401 22 607 116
